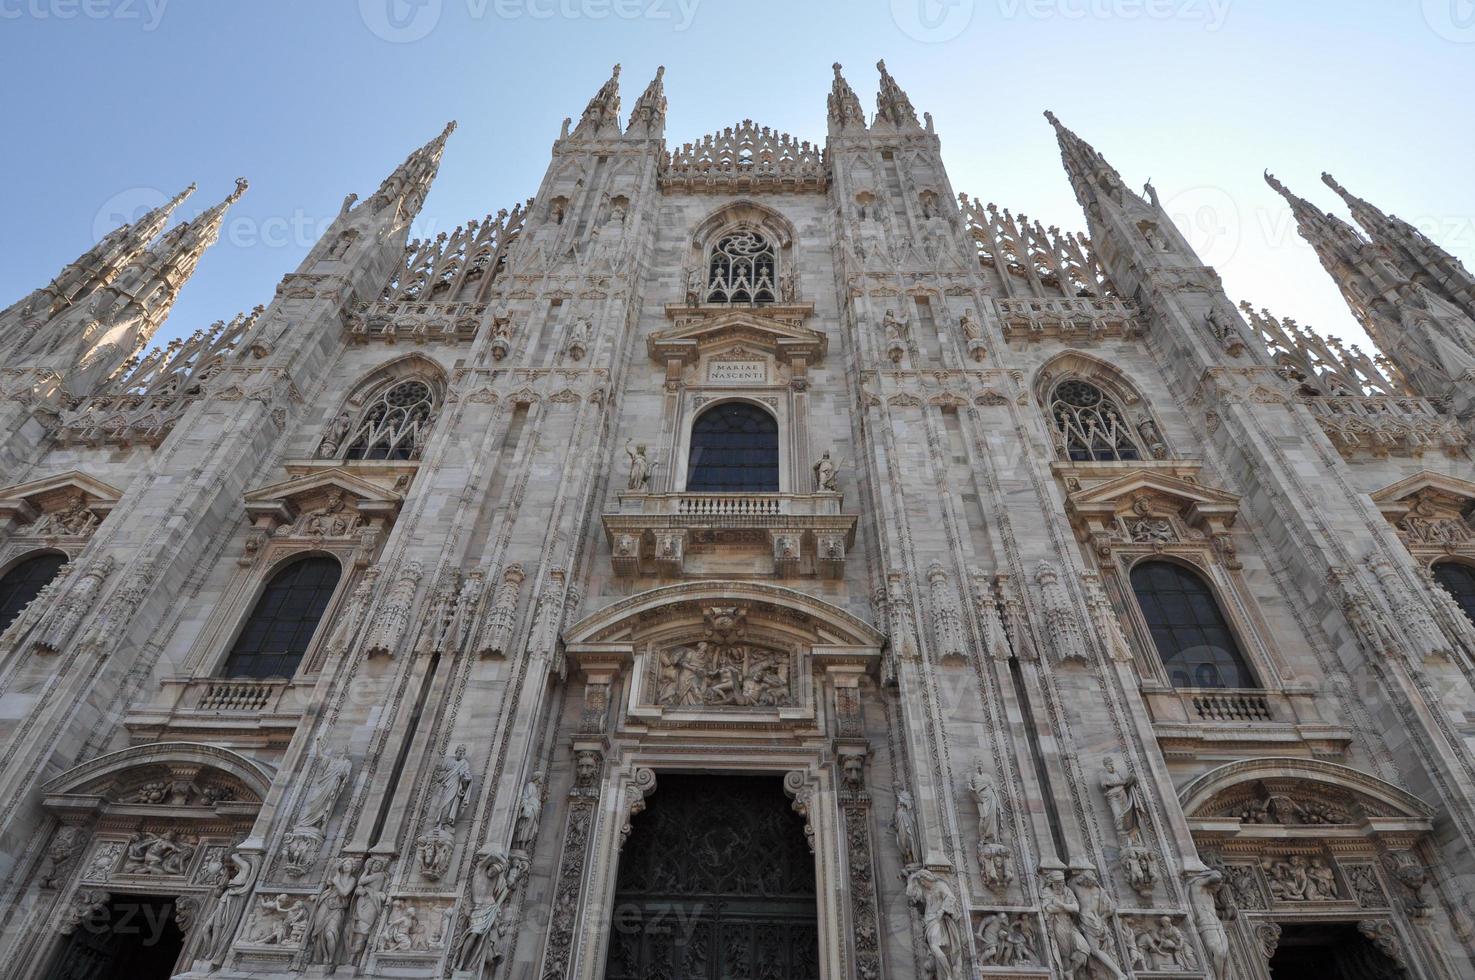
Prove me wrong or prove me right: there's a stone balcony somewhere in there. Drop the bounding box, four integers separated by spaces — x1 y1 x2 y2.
1143 685 1353 760
601 491 857 578
123 677 315 748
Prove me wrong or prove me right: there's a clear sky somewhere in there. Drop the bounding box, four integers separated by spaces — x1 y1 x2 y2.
3 0 1472 353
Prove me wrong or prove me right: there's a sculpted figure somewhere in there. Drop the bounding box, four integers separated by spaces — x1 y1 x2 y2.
318 411 351 458
625 440 652 491
968 762 1001 843
299 744 353 831
883 308 906 343
1069 870 1127 979
812 451 838 492
892 789 920 866
1099 756 1147 842
1186 869 1231 978
1040 870 1091 976
959 309 982 341
452 851 525 976
196 851 260 964
306 858 360 965
348 856 390 961
432 745 473 832
905 868 962 980
511 773 544 852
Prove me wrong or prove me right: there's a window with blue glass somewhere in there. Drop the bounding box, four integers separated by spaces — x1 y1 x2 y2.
1129 560 1256 689
222 556 341 679
687 402 780 492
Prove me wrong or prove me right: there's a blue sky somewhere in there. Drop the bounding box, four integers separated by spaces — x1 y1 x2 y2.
3 0 1472 353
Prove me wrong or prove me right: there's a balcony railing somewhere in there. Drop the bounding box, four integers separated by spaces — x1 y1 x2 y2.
1188 689 1274 723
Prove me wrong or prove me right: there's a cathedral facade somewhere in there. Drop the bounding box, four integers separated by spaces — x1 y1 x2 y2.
2 60 1475 979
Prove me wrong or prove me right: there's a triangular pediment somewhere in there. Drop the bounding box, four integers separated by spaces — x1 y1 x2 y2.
650 306 826 365
244 467 402 521
1067 469 1240 529
0 470 123 528
1370 470 1475 507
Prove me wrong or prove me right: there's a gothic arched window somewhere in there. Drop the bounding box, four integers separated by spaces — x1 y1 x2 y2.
1434 561 1475 627
344 379 438 461
687 402 780 492
0 552 66 633
1049 379 1143 462
222 556 341 679
706 231 777 305
1130 561 1255 689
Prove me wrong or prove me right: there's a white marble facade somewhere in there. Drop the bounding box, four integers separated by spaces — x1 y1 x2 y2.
0 61 1473 979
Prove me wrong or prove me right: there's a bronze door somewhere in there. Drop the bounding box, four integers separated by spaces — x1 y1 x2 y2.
605 774 820 980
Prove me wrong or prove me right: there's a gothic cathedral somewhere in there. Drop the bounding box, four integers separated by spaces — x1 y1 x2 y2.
2 61 1474 980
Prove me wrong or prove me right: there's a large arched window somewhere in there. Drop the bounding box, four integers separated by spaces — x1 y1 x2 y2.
1434 561 1475 627
706 231 777 305
1130 561 1255 689
0 552 66 633
687 402 779 492
344 379 438 461
222 556 341 679
1048 378 1143 462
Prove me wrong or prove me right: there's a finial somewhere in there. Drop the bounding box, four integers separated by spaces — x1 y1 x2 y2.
1263 170 1289 196
833 61 843 74
612 63 621 77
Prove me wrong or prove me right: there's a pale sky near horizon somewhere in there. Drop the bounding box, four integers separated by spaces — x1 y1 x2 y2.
2 0 1472 355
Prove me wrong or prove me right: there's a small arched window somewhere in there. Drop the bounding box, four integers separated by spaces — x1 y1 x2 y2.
1130 561 1255 689
344 379 438 461
1433 561 1475 627
1049 379 1142 462
222 556 341 679
706 231 777 305
687 403 779 492
0 552 66 633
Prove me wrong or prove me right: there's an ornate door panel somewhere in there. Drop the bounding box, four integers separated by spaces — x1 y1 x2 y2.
605 774 820 980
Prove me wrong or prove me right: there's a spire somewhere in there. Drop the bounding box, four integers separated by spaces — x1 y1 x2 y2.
58 178 247 397
573 64 622 138
827 62 866 133
369 121 456 221
1266 171 1475 406
1322 172 1475 321
873 60 920 131
3 183 196 330
625 65 666 138
1043 110 1141 211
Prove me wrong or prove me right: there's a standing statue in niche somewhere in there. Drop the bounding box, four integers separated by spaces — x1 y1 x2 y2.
511 773 544 853
967 762 1001 844
1099 756 1147 842
195 851 260 965
883 308 907 344
893 789 920 866
625 440 653 491
431 744 473 832
812 451 838 492
300 744 354 832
